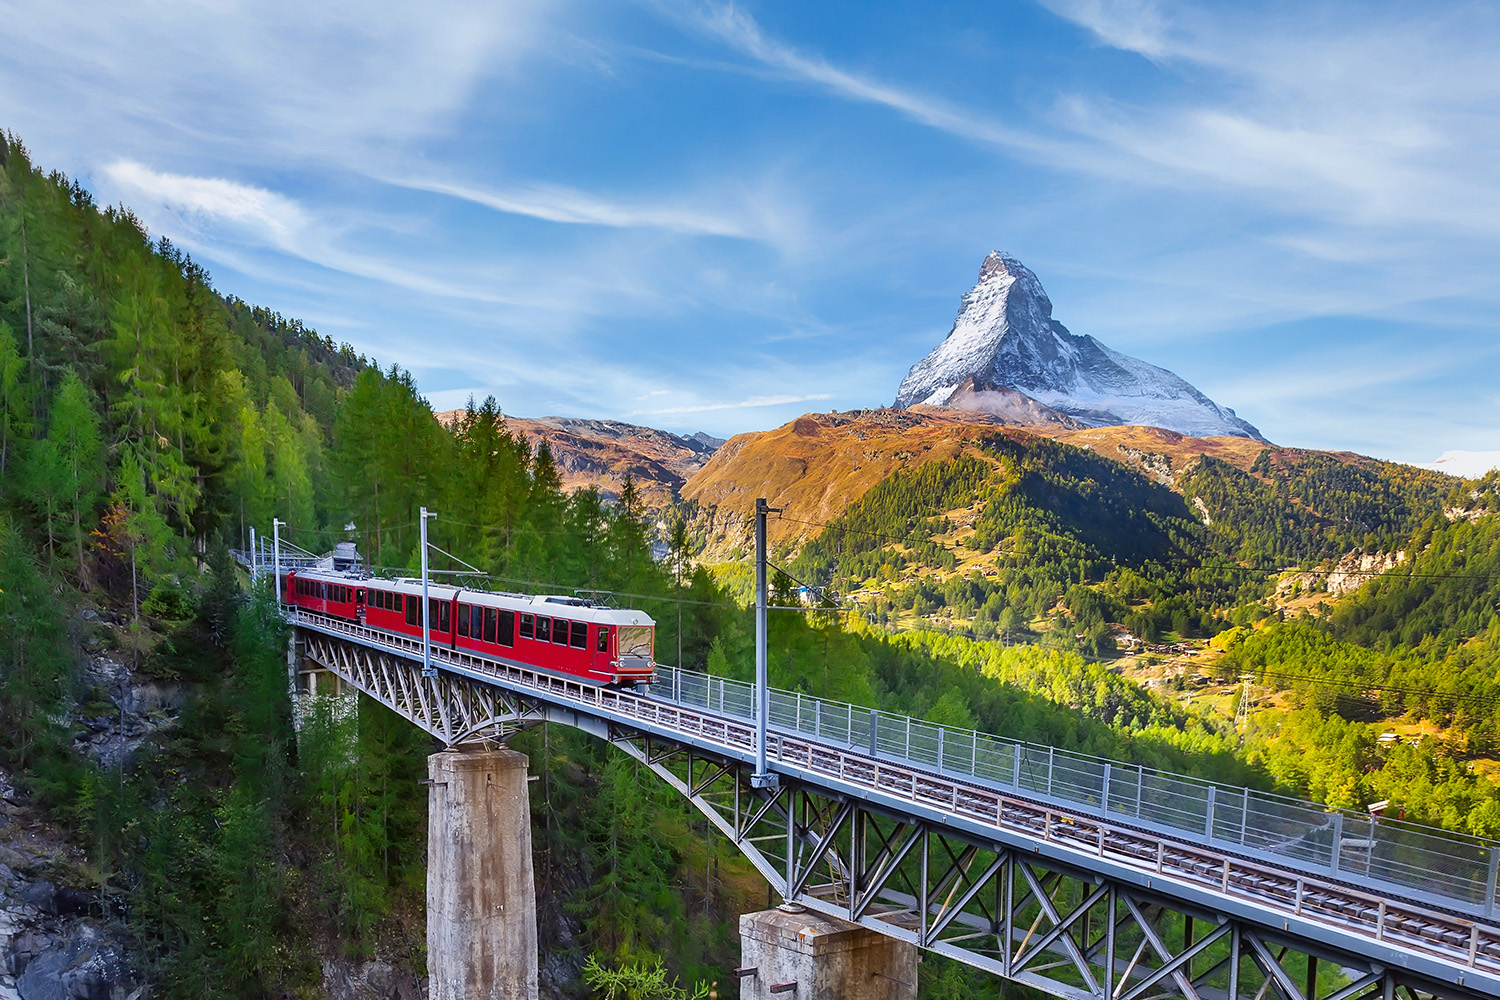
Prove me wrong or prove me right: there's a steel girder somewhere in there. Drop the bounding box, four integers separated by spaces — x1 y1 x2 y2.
608 732 1485 1000
301 631 545 745
296 625 1486 1000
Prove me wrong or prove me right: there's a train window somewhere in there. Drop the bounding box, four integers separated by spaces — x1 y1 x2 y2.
597 627 608 653
552 619 570 645
483 607 497 643
498 610 514 647
520 614 534 640
356 589 365 604
536 617 550 643
406 596 420 627
437 601 450 633
457 604 470 637
570 621 587 649
395 594 404 612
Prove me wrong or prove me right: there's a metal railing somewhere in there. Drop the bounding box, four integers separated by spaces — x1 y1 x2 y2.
294 609 1500 985
649 664 1500 920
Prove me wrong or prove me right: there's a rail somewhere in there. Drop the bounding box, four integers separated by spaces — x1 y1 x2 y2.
292 610 1500 984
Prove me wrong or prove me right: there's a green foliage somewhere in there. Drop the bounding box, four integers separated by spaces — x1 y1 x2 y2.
1181 451 1449 566
582 954 710 1000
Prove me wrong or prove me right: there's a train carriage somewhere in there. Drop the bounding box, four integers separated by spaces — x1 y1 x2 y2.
283 568 656 687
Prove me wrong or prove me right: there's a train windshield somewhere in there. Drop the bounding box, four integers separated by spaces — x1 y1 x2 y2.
617 625 654 660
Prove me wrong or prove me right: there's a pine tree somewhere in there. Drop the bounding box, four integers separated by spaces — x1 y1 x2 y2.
43 372 103 582
0 322 28 480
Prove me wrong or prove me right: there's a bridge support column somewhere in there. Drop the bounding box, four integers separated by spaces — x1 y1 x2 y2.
739 907 916 1000
428 747 538 1000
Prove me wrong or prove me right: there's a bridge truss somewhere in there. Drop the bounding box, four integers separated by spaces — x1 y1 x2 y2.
295 616 1498 1000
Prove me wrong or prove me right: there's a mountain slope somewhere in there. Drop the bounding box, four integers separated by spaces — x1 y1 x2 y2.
435 412 720 505
683 408 1273 554
895 252 1264 440
682 408 1030 549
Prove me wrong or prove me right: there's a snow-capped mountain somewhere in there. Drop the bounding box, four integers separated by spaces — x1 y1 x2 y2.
895 252 1264 440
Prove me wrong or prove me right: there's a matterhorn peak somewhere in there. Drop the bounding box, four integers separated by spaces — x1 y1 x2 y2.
894 252 1264 440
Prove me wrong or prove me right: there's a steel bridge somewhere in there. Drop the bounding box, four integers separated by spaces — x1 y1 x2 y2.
291 609 1500 1000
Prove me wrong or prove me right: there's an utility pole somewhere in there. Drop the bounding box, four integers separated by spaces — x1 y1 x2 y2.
249 525 258 587
752 497 781 789
273 518 285 611
421 507 436 678
1235 673 1254 733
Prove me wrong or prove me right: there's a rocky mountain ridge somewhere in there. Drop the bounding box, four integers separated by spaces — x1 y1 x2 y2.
435 412 723 506
895 252 1265 440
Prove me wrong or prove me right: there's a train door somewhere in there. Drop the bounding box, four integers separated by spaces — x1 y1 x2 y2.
354 587 366 625
594 625 612 680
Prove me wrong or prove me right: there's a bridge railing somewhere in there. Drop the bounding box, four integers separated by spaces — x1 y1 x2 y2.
650 664 1500 919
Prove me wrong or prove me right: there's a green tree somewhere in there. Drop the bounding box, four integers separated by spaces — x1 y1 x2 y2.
582 955 709 1000
0 321 26 479
28 371 104 581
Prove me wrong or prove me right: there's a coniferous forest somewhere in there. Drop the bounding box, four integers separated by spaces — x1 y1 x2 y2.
3 129 1500 999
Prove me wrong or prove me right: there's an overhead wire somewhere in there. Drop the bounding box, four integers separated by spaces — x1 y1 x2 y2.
768 511 1500 584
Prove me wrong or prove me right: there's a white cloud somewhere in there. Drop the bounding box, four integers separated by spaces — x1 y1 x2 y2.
386 175 751 238
1413 451 1500 479
631 393 832 416
1042 1 1500 237
0 0 554 167
683 2 1046 154
99 160 644 310
103 160 309 247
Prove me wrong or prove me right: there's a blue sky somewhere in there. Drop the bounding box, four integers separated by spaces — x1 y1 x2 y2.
2 0 1498 468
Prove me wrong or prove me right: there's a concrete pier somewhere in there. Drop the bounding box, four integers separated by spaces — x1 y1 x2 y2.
740 907 918 1000
427 747 538 1000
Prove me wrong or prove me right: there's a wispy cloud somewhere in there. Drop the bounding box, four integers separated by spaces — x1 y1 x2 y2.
632 392 832 415
0 0 554 167
386 175 752 237
1042 1 1500 237
102 160 599 308
683 2 1047 154
1413 451 1500 478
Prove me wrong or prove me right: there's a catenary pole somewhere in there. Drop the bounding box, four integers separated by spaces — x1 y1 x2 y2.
753 498 780 788
249 525 258 586
421 507 436 678
272 519 285 610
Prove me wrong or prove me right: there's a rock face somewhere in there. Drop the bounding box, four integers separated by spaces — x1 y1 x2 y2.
0 767 138 1000
895 252 1265 440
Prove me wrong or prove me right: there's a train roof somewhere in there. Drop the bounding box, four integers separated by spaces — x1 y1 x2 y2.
292 569 655 627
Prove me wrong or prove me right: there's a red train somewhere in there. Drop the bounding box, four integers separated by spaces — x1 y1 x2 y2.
283 568 657 686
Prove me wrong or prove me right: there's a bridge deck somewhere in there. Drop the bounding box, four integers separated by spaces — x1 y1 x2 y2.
292 610 1500 997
